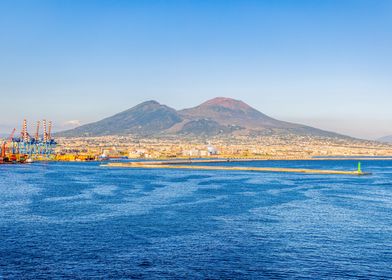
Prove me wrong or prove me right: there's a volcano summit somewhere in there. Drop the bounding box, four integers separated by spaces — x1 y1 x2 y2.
58 97 347 139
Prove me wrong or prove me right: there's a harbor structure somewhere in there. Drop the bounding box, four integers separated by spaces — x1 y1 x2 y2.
0 119 57 163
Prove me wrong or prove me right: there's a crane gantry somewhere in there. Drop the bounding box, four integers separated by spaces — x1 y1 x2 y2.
0 119 57 163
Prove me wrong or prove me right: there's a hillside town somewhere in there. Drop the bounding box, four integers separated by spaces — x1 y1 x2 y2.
55 134 392 160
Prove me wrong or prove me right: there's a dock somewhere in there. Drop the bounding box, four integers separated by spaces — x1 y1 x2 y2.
102 160 371 176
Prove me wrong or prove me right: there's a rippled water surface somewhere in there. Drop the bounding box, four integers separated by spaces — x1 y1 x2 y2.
1 160 392 279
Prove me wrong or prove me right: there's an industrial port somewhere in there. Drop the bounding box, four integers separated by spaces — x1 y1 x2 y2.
0 120 102 164
0 119 56 164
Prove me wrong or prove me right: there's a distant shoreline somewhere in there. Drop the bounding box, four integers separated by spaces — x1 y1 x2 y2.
33 156 392 163
130 157 392 162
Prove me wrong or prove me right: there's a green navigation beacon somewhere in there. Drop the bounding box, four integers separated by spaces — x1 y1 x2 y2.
358 162 362 174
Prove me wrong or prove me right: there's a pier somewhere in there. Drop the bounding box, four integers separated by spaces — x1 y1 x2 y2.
102 160 371 176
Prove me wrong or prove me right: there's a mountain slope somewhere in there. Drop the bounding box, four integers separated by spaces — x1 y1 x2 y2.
58 101 182 137
378 135 392 143
177 97 345 138
179 97 283 129
57 97 350 139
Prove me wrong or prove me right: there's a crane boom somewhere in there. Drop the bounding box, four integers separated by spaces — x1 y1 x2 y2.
8 128 16 142
48 121 52 140
43 119 47 142
35 121 40 140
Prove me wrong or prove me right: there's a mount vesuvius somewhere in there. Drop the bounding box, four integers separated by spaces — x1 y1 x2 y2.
57 97 348 139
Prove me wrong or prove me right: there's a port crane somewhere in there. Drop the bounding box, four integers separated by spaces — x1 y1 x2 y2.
0 128 16 161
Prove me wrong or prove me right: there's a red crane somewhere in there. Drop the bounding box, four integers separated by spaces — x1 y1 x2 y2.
1 128 16 158
48 121 52 140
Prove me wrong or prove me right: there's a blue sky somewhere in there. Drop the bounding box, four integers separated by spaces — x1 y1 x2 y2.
0 0 391 139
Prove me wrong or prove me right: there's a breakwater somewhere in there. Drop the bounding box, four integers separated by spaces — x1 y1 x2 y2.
103 160 370 176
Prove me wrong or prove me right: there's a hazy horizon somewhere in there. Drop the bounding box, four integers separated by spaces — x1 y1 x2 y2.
1 0 392 140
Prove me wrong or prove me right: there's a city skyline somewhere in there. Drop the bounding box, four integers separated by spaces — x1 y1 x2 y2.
1 0 392 139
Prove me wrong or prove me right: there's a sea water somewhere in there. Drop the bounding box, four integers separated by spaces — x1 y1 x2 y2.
1 160 392 279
